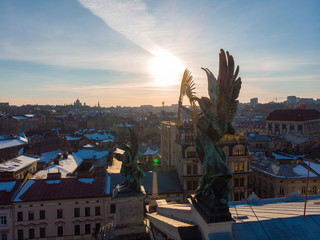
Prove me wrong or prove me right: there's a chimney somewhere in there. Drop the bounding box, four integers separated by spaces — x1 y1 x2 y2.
47 171 61 180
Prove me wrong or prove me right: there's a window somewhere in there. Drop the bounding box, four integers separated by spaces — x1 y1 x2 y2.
95 206 101 216
233 145 245 156
1 233 7 240
239 162 244 172
39 210 45 220
187 165 191 175
95 223 101 232
234 163 239 172
234 192 239 201
187 180 192 190
74 208 80 217
85 224 91 235
0 216 6 225
40 227 46 238
29 228 35 239
279 186 284 195
193 164 198 175
313 186 317 194
57 226 63 237
74 225 80 235
187 151 197 158
240 192 245 200
301 186 306 195
28 211 34 221
110 204 116 214
57 209 63 219
85 207 90 217
240 177 244 187
17 212 23 222
17 229 23 240
234 178 239 187
192 180 198 190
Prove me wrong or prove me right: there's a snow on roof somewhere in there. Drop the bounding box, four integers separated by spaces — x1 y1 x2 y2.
273 153 295 160
65 135 81 141
33 154 83 178
304 161 320 175
83 144 94 148
293 165 317 177
278 133 312 147
46 180 61 184
14 180 35 202
78 178 94 184
38 149 63 164
12 116 28 120
114 148 124 155
107 158 122 174
84 132 115 141
74 149 109 160
0 139 27 150
143 147 159 156
0 155 40 172
0 181 16 192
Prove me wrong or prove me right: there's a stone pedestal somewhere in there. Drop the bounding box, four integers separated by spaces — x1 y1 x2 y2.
191 195 233 223
188 197 234 240
111 185 148 239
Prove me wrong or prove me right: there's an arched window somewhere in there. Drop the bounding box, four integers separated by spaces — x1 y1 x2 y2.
233 144 245 156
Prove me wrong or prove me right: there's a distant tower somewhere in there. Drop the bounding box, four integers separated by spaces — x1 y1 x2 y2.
162 101 165 112
74 99 82 107
98 101 100 108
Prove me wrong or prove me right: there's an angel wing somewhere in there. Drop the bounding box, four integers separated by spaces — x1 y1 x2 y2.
178 69 198 130
128 127 138 158
202 49 241 127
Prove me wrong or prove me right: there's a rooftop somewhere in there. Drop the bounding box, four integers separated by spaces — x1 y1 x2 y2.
0 155 39 172
267 109 320 122
251 158 320 178
33 154 83 178
13 176 108 202
0 179 21 205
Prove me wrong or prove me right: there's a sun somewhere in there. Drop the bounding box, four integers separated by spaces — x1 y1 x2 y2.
149 49 185 87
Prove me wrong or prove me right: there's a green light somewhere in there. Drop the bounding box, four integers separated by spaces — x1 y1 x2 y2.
153 158 159 164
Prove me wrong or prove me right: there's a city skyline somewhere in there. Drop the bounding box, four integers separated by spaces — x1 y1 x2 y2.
0 0 320 107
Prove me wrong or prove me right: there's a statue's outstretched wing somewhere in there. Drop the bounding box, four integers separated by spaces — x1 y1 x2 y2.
202 49 241 125
128 127 138 158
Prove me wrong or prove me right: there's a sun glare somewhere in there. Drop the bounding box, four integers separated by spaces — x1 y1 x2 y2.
149 49 185 87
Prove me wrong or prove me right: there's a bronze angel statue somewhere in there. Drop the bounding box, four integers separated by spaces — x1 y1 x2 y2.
178 49 241 208
118 127 144 193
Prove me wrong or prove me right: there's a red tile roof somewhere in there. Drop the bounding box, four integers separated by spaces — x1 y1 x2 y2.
0 179 22 205
14 176 107 202
267 109 320 122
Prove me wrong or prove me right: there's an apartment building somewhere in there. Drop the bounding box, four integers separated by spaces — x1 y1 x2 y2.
0 179 21 240
161 121 251 201
251 156 320 198
12 175 111 240
266 109 320 136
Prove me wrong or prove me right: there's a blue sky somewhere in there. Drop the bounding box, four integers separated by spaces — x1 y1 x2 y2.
0 0 319 106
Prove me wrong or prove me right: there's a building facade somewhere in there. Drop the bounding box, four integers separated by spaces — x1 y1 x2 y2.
266 109 320 136
161 121 251 201
251 158 320 198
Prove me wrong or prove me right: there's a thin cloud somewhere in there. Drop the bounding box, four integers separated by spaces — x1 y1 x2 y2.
78 0 160 54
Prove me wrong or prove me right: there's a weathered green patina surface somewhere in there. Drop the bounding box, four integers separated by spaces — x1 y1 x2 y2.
180 49 241 217
119 127 144 193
